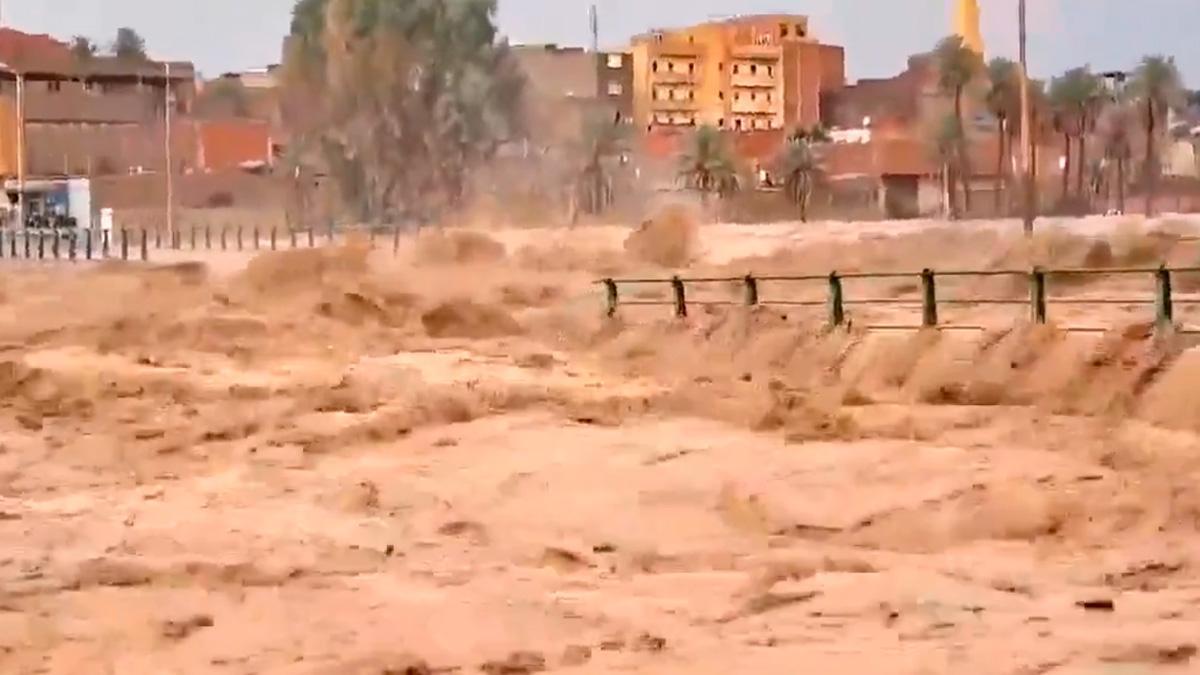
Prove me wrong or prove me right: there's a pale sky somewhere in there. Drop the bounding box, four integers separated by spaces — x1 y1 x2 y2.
3 0 1197 86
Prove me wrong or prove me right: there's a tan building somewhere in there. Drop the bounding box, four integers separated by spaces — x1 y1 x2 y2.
630 14 844 134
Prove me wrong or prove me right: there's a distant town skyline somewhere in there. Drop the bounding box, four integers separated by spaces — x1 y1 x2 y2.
3 0 1197 86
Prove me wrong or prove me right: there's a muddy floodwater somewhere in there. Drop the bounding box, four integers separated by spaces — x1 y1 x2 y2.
4 215 1200 674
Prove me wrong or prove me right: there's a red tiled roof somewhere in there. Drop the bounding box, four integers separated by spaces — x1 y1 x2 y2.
0 28 193 79
0 28 73 72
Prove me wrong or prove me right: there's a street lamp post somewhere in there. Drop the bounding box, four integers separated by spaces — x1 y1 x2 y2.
1019 0 1034 236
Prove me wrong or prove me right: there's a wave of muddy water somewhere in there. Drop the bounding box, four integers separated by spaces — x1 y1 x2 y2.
3 218 1200 674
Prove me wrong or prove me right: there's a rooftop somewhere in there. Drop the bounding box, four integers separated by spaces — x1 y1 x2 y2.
0 28 194 80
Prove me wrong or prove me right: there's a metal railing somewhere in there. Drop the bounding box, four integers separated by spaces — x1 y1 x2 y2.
599 266 1200 334
0 224 409 264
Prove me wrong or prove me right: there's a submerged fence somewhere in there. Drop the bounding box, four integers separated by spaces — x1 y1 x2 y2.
0 224 408 264
600 266 1200 335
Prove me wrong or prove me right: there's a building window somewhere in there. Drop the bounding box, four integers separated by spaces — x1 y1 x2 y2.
47 80 62 93
652 60 659 73
667 61 675 73
767 66 774 78
607 53 623 69
732 64 739 75
688 62 694 75
718 62 724 72
718 118 725 128
766 92 772 103
688 90 694 101
750 64 758 76
733 92 740 101
780 23 789 38
718 91 725 100
607 81 623 96
796 24 806 37
735 119 743 131
750 92 756 102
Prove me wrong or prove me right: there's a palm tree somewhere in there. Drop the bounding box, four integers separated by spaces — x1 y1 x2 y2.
1132 56 1185 216
931 114 966 219
1096 101 1134 214
575 109 629 216
934 36 984 215
1049 67 1102 205
678 125 740 206
776 128 828 222
985 58 1020 214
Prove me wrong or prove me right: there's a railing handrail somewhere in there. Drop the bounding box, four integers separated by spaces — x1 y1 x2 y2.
599 264 1197 332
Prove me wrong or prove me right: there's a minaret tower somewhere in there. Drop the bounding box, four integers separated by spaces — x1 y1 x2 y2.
955 0 984 54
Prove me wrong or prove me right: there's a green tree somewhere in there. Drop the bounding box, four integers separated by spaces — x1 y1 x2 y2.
282 0 525 223
574 108 629 216
934 36 983 216
985 58 1020 214
1132 56 1185 216
70 36 97 61
776 127 827 222
678 125 739 206
1096 100 1134 214
198 78 252 119
113 27 147 60
1049 67 1101 205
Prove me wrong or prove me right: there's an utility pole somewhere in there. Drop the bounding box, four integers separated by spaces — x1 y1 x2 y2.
1019 0 1035 236
164 61 174 239
589 4 599 53
16 71 24 229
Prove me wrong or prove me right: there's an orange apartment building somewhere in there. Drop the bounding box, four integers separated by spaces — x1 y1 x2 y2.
630 15 845 136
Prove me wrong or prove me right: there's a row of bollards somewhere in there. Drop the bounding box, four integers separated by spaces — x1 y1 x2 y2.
0 229 148 262
0 224 405 265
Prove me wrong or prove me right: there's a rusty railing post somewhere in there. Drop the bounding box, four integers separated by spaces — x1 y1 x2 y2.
392 226 401 255
10 230 17 258
102 230 110 258
52 231 60 259
1029 268 1047 324
1156 266 1174 331
68 232 76 261
307 228 315 248
921 268 938 328
85 230 93 260
23 231 30 259
140 229 148 261
236 225 244 251
828 272 846 329
271 227 277 251
604 279 619 318
743 274 759 307
254 226 261 250
369 228 377 249
154 228 161 250
220 226 227 251
290 228 297 249
671 276 688 319
205 225 212 250
37 231 45 260
189 227 196 250
0 230 5 259
121 229 129 260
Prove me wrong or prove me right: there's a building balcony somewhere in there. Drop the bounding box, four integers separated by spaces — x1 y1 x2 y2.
652 98 700 112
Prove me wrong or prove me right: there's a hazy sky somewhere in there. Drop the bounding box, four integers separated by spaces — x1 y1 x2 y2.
4 0 1197 85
